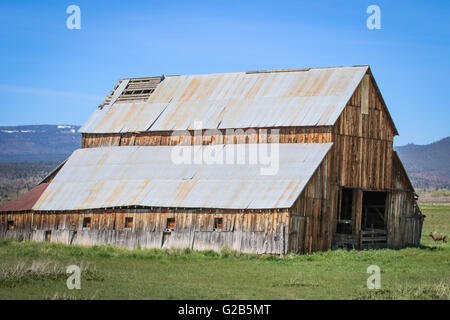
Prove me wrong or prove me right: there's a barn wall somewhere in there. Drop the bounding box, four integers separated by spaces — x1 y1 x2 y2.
289 73 401 253
288 150 336 254
386 153 423 248
332 74 395 190
328 73 423 250
82 127 333 148
0 212 33 241
1 209 290 254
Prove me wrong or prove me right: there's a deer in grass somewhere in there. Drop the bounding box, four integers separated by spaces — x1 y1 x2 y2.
429 232 447 243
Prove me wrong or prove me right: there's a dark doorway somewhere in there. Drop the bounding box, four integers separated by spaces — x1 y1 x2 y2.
162 218 175 248
336 188 353 235
161 232 171 248
361 191 387 230
333 188 355 250
45 231 52 242
70 231 77 245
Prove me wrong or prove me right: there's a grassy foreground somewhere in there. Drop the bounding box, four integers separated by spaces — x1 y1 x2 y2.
0 203 448 300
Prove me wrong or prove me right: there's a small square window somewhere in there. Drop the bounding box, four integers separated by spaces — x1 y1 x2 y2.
166 218 175 230
125 217 133 229
83 217 91 228
7 220 14 231
214 218 223 231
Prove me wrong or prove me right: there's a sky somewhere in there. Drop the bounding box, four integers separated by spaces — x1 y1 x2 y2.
0 0 449 146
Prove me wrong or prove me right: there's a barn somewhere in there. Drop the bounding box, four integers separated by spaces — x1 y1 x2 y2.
0 66 424 254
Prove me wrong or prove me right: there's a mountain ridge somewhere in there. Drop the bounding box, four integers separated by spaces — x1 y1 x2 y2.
0 124 81 162
394 136 450 189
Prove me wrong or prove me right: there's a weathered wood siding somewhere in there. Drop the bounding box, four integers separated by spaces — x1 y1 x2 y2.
3 209 289 254
0 212 33 240
328 73 422 250
288 150 336 253
332 74 395 190
386 153 423 248
82 127 332 148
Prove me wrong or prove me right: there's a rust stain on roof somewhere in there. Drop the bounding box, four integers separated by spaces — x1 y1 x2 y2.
83 181 106 207
0 183 49 212
80 66 369 134
32 144 333 211
106 183 126 205
173 179 197 205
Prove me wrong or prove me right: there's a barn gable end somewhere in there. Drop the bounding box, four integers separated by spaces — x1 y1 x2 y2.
333 69 397 190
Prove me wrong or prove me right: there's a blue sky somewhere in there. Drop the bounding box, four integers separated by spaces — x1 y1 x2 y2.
0 0 448 146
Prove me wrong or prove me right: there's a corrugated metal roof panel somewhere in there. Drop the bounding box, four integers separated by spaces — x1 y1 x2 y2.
79 66 368 133
33 143 332 211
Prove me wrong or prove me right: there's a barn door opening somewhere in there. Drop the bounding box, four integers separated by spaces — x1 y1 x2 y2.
361 192 387 230
45 230 52 242
333 188 355 249
161 232 171 248
161 218 175 248
360 191 387 249
336 188 353 235
288 216 305 254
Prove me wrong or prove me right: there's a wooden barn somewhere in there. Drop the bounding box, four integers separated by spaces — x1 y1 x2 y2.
0 66 424 254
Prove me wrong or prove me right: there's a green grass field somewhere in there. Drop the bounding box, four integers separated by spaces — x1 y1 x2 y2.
0 203 448 300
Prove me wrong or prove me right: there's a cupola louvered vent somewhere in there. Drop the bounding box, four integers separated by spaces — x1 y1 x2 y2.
99 76 164 108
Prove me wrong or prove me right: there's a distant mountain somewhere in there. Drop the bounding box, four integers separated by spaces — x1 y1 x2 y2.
0 125 81 162
395 137 450 189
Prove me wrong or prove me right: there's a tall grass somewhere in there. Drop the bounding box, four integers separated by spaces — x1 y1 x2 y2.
0 239 447 267
0 260 103 288
356 280 450 300
0 202 448 300
0 240 265 261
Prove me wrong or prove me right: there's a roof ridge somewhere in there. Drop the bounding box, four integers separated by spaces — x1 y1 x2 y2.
247 65 369 74
122 65 370 80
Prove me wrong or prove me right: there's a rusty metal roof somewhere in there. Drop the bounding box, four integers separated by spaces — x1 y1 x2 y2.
79 66 368 133
0 183 49 212
33 143 332 211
